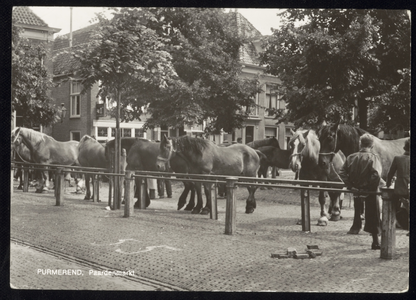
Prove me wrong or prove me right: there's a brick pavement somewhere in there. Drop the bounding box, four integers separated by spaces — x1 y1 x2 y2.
10 181 409 292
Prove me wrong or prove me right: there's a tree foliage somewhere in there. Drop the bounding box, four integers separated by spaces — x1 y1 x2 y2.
145 8 260 133
73 8 178 124
12 22 57 127
260 9 410 132
75 8 260 134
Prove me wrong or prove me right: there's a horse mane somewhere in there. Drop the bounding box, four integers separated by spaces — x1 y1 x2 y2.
289 129 307 146
174 136 211 155
338 124 368 138
79 135 103 151
301 130 320 165
18 127 49 146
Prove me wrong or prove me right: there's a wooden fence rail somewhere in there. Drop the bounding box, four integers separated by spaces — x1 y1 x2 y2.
11 161 397 259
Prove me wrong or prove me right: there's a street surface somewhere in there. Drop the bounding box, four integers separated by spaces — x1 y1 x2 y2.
9 175 409 292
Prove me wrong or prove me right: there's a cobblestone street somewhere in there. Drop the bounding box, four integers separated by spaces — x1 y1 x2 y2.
9 178 409 292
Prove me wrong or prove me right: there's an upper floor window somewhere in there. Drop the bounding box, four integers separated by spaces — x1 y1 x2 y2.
266 85 280 117
70 81 81 117
248 93 259 116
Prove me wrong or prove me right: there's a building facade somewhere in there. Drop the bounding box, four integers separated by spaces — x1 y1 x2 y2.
17 9 294 147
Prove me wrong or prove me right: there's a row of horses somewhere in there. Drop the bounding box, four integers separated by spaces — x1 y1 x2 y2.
11 124 407 233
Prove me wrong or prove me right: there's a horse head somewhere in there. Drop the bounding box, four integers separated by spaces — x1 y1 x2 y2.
156 134 174 171
11 127 22 148
317 122 340 168
288 130 307 173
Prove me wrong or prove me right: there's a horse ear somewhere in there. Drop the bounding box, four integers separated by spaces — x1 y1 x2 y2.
290 128 296 135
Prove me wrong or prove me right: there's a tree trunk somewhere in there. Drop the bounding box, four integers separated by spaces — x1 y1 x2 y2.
357 97 368 131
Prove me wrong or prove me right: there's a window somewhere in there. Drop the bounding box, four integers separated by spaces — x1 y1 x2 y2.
97 127 108 137
71 131 81 141
70 81 81 117
265 127 277 138
122 128 131 137
266 85 279 117
135 128 144 138
248 93 259 116
111 128 116 137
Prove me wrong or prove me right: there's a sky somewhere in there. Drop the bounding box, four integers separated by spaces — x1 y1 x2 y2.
29 7 284 37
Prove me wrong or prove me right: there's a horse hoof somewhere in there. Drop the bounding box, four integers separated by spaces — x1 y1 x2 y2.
35 189 43 193
347 229 360 234
177 201 186 210
245 207 255 214
184 205 194 211
330 214 341 221
191 208 201 214
317 216 329 226
17 186 23 190
200 208 210 215
84 197 90 200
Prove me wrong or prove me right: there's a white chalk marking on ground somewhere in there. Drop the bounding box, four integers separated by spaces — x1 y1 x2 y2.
91 239 141 247
115 245 182 254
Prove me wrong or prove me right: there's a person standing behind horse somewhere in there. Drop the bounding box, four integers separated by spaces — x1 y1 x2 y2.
386 138 410 234
339 134 385 250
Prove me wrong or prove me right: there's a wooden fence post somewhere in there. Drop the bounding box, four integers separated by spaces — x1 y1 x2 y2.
300 189 311 232
225 177 238 235
108 176 113 208
210 183 218 220
55 168 64 206
23 167 29 192
124 171 134 217
93 174 99 202
135 176 147 209
380 188 396 259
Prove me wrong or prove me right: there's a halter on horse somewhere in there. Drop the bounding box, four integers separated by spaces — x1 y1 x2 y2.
288 129 345 222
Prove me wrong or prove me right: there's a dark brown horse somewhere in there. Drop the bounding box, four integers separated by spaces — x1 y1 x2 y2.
11 127 79 193
289 129 345 222
246 137 280 149
318 123 407 233
157 135 260 214
77 135 107 200
256 146 291 178
105 137 198 210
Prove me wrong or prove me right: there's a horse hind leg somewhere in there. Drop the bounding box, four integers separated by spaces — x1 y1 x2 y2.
84 174 92 200
184 183 196 211
245 186 258 214
200 182 213 215
191 182 203 214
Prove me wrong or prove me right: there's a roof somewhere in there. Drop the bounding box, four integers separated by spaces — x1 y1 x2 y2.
228 11 263 65
13 7 48 27
53 24 99 76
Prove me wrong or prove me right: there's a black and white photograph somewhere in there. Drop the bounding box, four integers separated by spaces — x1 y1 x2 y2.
9 6 410 293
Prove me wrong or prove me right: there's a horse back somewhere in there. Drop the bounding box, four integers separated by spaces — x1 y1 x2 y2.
126 139 160 171
214 144 260 176
375 138 407 179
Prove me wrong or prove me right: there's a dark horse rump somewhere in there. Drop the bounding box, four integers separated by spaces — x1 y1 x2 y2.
157 135 260 214
105 137 198 210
